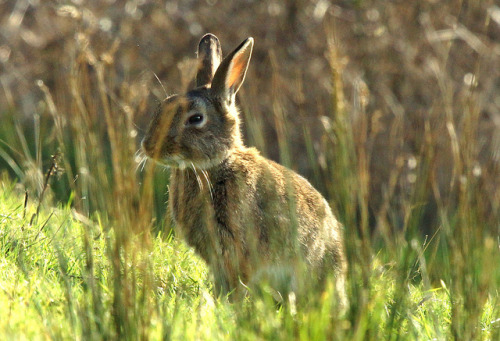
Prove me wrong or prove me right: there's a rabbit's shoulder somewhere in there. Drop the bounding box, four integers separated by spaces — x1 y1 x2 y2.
226 147 328 214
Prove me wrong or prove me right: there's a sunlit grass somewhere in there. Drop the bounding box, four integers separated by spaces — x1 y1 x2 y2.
1 177 499 339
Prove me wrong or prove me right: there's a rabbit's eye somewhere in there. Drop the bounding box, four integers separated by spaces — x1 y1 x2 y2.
186 113 205 126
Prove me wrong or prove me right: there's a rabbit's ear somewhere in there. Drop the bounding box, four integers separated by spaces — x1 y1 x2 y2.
211 37 253 100
196 34 223 87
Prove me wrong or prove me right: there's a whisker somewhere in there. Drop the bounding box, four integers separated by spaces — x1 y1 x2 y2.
191 162 203 192
132 121 145 133
201 169 213 200
153 71 168 98
140 156 148 172
134 149 148 173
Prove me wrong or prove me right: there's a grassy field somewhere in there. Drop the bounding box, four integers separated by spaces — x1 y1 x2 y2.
1 176 498 340
1 0 499 340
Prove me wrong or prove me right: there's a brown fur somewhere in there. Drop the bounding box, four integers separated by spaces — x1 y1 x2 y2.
142 34 346 302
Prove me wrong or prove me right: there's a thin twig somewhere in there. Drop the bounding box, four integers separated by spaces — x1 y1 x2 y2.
30 153 60 226
23 189 28 220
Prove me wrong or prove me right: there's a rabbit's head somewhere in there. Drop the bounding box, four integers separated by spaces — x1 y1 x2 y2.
142 34 253 169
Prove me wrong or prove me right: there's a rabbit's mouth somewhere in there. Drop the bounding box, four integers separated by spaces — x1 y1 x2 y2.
141 138 188 169
146 146 230 170
161 153 229 171
153 154 189 170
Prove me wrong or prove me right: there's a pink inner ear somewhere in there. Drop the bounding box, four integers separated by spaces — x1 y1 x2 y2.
227 52 246 90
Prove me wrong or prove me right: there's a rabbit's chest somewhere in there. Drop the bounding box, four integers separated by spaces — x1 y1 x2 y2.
169 171 235 259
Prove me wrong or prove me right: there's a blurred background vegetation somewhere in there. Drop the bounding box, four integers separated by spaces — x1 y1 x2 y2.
1 0 498 229
0 0 499 339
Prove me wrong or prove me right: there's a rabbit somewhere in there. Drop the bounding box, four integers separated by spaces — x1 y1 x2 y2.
142 33 347 304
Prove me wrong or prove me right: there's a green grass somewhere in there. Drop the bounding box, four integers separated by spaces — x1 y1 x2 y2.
1 176 498 340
